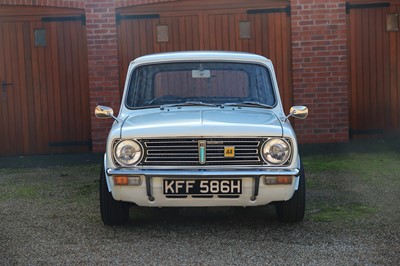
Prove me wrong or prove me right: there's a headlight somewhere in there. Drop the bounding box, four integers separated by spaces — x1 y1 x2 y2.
261 138 291 165
114 140 142 166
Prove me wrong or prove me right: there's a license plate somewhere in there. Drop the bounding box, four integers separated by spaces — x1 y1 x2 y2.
163 179 242 195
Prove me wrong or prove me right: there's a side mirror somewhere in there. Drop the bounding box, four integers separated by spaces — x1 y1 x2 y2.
285 106 308 121
95 105 118 121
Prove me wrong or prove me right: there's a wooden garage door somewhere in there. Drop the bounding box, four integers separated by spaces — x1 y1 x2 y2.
348 1 400 137
0 7 91 156
116 0 292 112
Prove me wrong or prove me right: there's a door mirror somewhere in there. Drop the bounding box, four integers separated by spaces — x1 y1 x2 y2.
289 106 308 120
95 105 115 119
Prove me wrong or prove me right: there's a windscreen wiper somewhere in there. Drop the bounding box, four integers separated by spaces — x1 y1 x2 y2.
222 101 273 109
160 101 219 110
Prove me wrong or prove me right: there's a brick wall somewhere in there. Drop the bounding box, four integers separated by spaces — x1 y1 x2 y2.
290 0 349 143
1 0 350 153
84 0 120 152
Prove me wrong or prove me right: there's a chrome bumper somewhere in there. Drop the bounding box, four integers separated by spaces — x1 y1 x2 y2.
107 168 299 203
107 168 300 177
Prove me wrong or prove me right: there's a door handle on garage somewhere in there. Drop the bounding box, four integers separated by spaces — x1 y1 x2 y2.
1 80 13 97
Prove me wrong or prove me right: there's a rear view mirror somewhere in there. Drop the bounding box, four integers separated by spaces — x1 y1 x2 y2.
192 69 210 78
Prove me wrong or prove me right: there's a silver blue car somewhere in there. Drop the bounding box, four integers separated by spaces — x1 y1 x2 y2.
95 51 308 225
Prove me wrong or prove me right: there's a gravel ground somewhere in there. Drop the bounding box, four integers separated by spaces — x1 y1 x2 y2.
1 142 400 265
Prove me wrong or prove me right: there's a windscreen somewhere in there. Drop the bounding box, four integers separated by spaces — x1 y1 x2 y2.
126 62 276 108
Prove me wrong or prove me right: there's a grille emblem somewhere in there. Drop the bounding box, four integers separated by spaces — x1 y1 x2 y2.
198 140 206 164
224 146 235 158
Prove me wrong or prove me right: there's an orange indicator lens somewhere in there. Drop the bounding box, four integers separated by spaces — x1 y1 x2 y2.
114 176 129 186
276 176 293 184
264 176 293 185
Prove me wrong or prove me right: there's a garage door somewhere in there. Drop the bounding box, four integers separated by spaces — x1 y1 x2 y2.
0 7 91 155
348 1 400 137
116 0 293 112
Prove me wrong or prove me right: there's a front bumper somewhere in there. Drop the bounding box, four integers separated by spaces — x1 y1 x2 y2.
106 168 300 207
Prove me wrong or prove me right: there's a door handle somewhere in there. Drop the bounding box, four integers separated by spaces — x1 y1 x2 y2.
2 80 13 89
1 80 13 97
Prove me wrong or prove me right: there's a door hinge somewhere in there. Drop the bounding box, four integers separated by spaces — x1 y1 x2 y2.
42 14 86 25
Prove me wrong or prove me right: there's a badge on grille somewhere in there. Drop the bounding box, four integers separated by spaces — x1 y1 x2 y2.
224 146 235 158
198 140 206 164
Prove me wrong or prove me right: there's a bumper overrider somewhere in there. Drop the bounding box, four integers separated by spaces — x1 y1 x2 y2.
106 167 300 207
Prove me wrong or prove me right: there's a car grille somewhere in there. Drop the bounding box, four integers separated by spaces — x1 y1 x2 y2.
139 138 264 166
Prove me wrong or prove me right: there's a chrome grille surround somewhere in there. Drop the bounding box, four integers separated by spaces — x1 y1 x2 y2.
139 138 265 166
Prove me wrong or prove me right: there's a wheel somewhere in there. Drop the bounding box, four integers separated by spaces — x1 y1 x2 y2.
275 163 305 223
99 163 129 225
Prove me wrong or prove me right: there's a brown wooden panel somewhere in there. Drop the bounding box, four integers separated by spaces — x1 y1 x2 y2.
71 21 82 144
368 8 377 130
49 22 60 153
382 6 391 131
9 22 22 154
37 21 51 154
221 15 229 51
77 21 91 149
397 4 400 130
44 21 57 153
28 21 41 153
389 5 398 130
117 11 201 91
0 8 91 155
16 22 30 154
0 23 11 155
4 22 19 155
0 23 8 155
348 3 400 136
361 10 369 129
253 14 262 55
203 8 292 112
23 21 37 153
349 7 358 131
65 22 76 144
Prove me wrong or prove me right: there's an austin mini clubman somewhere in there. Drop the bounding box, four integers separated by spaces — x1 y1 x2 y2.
95 51 308 225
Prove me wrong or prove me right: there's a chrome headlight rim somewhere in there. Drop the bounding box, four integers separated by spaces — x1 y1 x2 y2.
113 139 143 167
261 138 292 166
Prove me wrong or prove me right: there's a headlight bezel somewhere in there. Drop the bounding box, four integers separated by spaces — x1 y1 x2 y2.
261 138 292 166
113 139 143 167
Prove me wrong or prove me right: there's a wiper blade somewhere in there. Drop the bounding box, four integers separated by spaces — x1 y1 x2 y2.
222 101 273 109
160 101 218 110
242 101 274 108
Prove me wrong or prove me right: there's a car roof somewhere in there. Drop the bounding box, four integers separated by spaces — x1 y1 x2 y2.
130 51 272 66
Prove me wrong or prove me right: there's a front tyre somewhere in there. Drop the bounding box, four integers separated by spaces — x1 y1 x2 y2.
275 164 306 223
100 163 129 225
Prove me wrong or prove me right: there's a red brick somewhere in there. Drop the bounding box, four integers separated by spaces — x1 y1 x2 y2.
291 0 349 144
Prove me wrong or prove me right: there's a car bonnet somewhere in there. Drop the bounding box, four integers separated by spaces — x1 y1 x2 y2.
120 107 283 138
